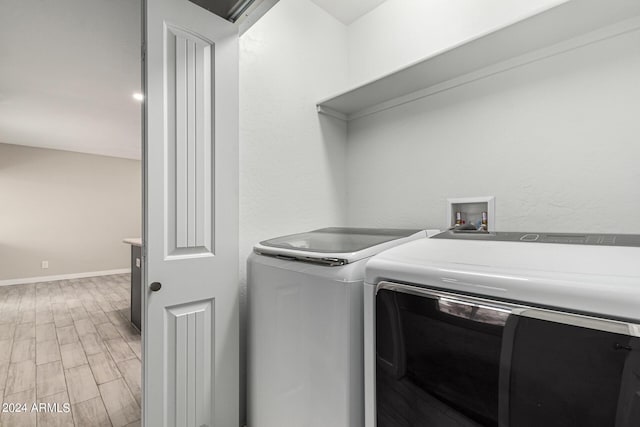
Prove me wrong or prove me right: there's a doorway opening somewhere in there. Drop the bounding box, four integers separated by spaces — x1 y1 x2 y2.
0 1 143 425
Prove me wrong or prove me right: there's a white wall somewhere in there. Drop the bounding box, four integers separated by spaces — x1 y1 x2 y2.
239 0 348 423
0 143 141 282
346 27 640 233
238 1 639 422
347 0 566 86
239 0 348 280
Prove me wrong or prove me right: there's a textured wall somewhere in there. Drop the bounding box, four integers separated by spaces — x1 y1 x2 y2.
0 143 141 281
346 28 640 233
238 0 348 423
347 0 565 86
239 0 349 281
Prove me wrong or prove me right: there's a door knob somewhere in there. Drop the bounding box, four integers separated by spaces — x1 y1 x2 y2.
149 282 162 292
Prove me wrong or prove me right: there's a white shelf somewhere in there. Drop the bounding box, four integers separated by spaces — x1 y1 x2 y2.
317 0 640 121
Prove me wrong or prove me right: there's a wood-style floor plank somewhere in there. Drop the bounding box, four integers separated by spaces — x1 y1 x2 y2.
19 310 35 324
0 322 16 340
36 361 67 399
65 364 100 404
54 313 75 328
71 396 111 427
35 309 54 325
36 391 74 427
74 318 97 337
36 339 62 366
0 339 13 362
87 352 121 385
95 322 121 341
99 378 140 427
104 338 136 363
36 322 57 343
60 342 88 369
56 325 80 346
10 338 35 363
117 358 141 406
88 311 109 326
0 361 9 393
0 388 37 427
78 333 107 356
0 274 141 426
5 360 36 395
14 322 35 341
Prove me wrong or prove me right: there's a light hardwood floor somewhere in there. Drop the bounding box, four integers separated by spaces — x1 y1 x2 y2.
0 274 141 427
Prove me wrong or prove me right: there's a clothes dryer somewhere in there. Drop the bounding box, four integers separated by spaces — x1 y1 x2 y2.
364 230 640 427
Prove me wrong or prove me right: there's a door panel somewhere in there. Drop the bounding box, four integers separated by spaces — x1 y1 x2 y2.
144 0 239 426
166 300 214 426
165 25 214 254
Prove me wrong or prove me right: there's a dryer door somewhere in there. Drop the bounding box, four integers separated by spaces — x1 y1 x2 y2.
376 285 509 427
374 282 640 427
502 309 640 427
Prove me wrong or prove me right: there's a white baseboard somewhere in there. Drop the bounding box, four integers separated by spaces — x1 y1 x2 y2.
0 268 131 287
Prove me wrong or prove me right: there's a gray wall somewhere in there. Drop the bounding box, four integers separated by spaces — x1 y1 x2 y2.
0 143 141 281
346 28 640 234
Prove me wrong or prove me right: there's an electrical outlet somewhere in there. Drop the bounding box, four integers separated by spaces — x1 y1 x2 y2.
41 260 49 269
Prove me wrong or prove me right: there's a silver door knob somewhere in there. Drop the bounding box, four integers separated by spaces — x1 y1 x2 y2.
149 282 162 292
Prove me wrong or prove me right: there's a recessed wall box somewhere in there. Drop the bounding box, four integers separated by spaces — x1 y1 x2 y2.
447 196 495 231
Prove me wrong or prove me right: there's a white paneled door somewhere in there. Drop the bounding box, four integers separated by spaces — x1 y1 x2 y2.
143 1 239 426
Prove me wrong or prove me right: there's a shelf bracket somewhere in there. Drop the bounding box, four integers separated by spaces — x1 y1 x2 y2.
316 105 347 121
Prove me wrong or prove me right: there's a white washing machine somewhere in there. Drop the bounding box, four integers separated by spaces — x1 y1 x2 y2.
247 227 439 427
363 231 640 427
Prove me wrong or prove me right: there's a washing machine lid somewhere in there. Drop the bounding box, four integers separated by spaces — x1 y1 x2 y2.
254 227 432 265
365 231 640 322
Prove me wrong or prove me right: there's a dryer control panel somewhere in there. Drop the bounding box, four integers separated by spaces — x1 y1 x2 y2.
433 230 640 247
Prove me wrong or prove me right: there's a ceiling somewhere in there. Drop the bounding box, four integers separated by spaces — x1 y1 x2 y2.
0 0 386 160
310 0 387 24
0 0 142 160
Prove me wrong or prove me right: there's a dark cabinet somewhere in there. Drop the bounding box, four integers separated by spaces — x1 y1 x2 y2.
128 243 142 331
